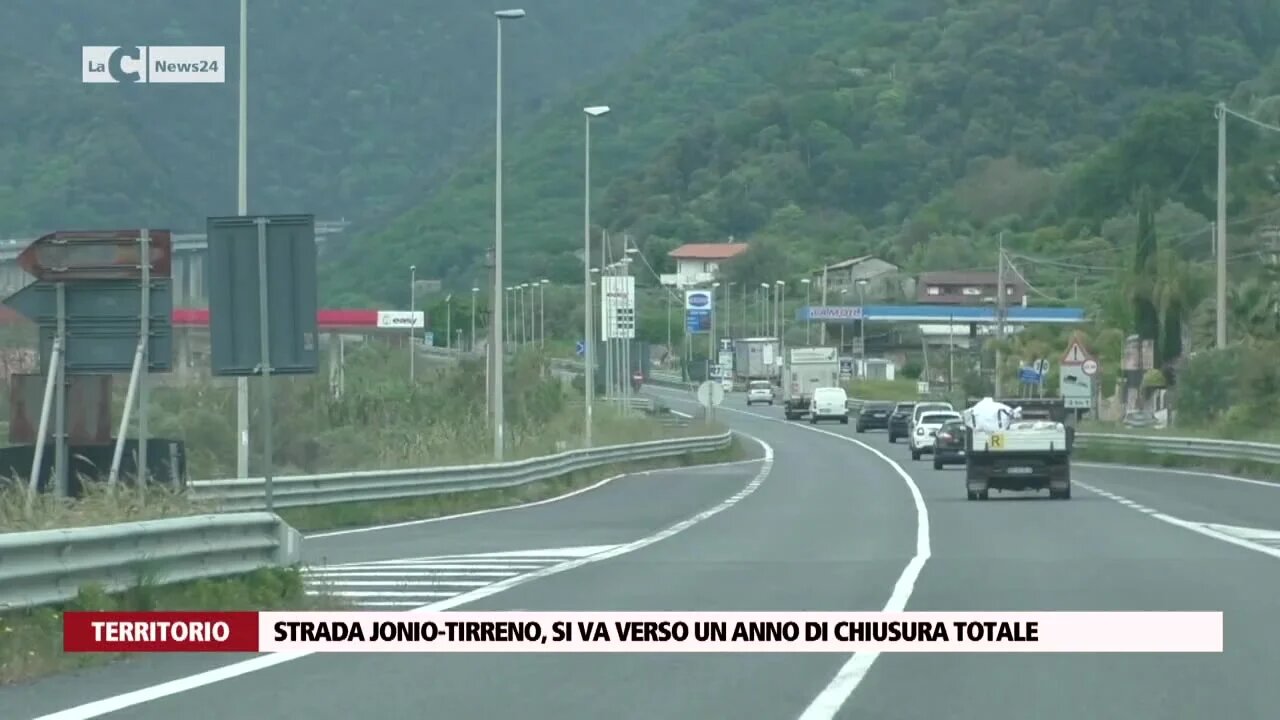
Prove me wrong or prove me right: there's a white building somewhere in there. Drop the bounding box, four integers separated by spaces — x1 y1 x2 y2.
661 242 749 287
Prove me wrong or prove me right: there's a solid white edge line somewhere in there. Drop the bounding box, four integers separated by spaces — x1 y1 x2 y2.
29 435 775 720
307 441 762 540
651 388 934 718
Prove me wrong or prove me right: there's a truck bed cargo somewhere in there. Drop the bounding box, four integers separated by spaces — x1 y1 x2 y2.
962 398 1074 501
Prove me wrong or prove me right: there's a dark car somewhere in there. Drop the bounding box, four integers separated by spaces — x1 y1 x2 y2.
932 420 967 469
855 401 893 433
886 402 916 443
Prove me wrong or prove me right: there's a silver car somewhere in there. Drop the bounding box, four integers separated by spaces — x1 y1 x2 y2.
746 380 775 406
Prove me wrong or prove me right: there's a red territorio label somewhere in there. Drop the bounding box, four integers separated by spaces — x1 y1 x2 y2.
63 611 260 653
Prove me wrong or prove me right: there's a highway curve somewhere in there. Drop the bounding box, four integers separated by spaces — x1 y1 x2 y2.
706 390 1280 720
5 404 924 720
7 386 1279 719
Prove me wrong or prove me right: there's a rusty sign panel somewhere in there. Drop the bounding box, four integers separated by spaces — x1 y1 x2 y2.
17 229 172 281
9 373 113 445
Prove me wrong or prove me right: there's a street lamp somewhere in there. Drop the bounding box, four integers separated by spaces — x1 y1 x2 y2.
519 282 528 345
492 7 526 462
856 278 869 379
409 265 417 382
801 277 811 344
710 281 721 395
470 286 478 352
235 0 250 480
775 279 786 364
444 293 452 350
583 104 609 448
539 279 549 347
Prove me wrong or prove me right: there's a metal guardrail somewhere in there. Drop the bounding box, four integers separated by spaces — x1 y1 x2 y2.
1072 433 1280 466
0 512 302 611
190 432 733 512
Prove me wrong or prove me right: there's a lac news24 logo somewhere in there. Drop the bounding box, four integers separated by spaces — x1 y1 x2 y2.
83 46 225 84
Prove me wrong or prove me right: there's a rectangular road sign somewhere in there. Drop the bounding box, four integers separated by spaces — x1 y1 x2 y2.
1059 364 1093 409
2 279 174 374
207 214 319 376
10 373 113 444
3 279 171 325
38 321 173 374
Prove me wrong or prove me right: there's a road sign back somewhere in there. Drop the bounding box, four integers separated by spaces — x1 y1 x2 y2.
18 230 172 281
206 214 319 376
1061 341 1092 365
4 280 170 325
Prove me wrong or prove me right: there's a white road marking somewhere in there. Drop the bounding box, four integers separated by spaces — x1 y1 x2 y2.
301 547 623 608
31 435 775 720
647 387 934 719
1076 480 1280 560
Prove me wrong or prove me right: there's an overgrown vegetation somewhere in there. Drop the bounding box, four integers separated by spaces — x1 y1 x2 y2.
0 1 695 235
0 568 342 685
129 342 674 479
0 341 734 531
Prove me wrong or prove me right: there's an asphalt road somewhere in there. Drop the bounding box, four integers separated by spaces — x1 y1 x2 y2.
706 392 1280 720
7 387 1279 719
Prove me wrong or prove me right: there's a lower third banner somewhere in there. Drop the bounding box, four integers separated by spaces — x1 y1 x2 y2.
62 611 1223 654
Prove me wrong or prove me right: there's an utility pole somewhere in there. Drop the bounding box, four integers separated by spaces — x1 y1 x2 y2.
819 264 829 345
994 232 1005 397
1215 102 1228 349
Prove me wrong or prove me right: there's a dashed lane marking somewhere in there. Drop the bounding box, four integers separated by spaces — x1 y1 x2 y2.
1077 481 1280 558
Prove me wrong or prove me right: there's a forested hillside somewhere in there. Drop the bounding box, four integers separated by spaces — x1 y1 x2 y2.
0 0 694 235
335 0 1280 311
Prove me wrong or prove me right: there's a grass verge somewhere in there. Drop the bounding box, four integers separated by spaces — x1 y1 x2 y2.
1074 443 1280 482
0 567 345 686
0 407 724 533
280 433 751 532
843 379 929 402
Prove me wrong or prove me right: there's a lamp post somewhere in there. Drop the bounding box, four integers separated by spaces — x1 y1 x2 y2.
470 286 478 352
622 250 636 413
583 104 610 447
856 278 868 379
519 283 528 345
801 277 811 344
492 7 525 462
540 279 549 346
409 265 417 382
776 279 785 355
235 0 250 479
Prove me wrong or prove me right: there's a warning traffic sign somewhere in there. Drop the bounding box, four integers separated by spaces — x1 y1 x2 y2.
1061 341 1092 365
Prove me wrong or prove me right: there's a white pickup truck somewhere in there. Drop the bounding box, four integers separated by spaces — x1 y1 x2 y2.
962 398 1073 501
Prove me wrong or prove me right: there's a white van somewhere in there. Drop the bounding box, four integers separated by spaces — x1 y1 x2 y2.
809 387 849 424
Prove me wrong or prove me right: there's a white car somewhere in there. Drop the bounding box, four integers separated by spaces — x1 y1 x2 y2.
746 381 775 406
809 386 850 424
910 410 962 460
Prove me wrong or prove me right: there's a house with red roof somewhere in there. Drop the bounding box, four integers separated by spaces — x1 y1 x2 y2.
664 242 749 287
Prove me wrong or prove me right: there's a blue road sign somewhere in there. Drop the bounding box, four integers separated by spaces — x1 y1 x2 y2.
1018 367 1041 384
576 341 586 356
685 308 710 333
